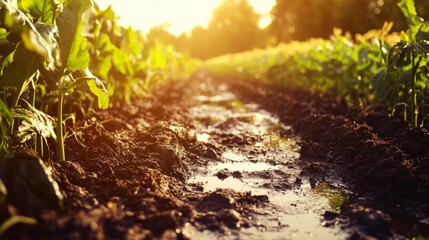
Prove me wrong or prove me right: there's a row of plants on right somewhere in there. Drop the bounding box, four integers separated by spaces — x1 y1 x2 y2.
206 0 429 128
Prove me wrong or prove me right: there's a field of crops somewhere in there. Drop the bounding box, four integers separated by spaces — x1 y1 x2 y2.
206 0 429 128
1 0 429 239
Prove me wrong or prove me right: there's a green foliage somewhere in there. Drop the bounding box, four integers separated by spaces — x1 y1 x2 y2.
18 0 64 24
0 0 198 160
370 0 429 127
87 4 199 104
0 0 197 235
207 0 429 128
56 0 90 72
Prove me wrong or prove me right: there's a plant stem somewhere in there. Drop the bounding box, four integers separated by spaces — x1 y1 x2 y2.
56 89 65 161
411 50 418 128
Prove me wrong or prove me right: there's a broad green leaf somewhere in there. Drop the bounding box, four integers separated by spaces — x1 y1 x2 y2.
0 43 39 91
73 69 109 109
56 0 91 71
18 0 64 24
0 1 56 61
397 0 424 42
87 77 109 109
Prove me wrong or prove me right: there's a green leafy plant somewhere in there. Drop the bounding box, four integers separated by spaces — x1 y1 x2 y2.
375 0 429 127
0 0 109 160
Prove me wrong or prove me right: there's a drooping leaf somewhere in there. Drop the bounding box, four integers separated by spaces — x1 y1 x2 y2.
73 69 109 109
0 153 63 215
56 0 91 71
18 0 64 24
87 77 109 109
33 22 61 69
11 100 56 143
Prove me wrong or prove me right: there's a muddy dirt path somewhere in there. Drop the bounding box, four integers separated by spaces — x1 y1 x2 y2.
4 71 429 239
185 76 347 239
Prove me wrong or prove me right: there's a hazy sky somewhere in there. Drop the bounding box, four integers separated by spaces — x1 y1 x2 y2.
96 0 275 35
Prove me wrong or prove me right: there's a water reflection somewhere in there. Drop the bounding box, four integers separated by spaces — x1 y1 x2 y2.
188 83 347 239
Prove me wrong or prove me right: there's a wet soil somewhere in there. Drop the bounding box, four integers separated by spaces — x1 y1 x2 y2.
2 70 429 239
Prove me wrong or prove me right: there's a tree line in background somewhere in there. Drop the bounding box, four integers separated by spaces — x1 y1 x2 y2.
149 0 429 60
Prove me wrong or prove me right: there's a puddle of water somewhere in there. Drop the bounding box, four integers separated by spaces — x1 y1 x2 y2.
221 151 247 161
241 212 345 240
212 162 276 172
313 182 347 212
191 175 266 195
188 82 348 239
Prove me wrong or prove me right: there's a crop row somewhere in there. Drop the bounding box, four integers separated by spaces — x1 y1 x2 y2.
0 0 199 161
206 0 429 128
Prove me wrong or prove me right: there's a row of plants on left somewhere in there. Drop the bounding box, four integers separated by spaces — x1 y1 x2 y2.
0 0 198 235
0 0 109 161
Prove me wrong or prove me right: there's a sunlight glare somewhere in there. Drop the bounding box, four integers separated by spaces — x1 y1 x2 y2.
96 0 275 35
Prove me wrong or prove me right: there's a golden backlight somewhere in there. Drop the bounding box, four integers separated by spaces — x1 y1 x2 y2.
96 0 275 35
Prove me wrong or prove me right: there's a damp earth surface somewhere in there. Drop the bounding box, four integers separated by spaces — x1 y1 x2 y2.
2 71 429 239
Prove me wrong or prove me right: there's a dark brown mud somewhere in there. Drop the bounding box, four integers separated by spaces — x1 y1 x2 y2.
1 70 429 239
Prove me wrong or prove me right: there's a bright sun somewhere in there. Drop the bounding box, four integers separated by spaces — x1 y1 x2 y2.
95 0 275 35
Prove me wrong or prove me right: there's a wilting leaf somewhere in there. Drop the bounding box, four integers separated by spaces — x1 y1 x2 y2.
56 0 91 71
34 22 61 69
0 153 63 215
11 101 56 143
